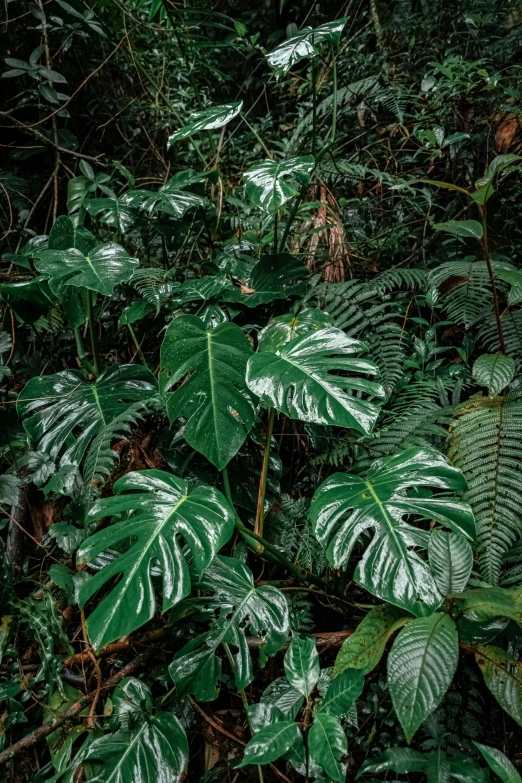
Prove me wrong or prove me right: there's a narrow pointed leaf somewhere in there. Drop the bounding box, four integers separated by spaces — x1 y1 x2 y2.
428 530 473 595
357 748 426 777
168 101 243 146
388 613 459 742
476 645 522 726
334 605 412 676
474 742 522 783
472 353 515 397
308 712 347 782
433 220 483 240
284 634 320 696
160 315 256 469
77 470 235 650
318 668 364 715
244 156 315 212
311 447 475 615
34 241 138 295
247 327 384 434
237 721 303 767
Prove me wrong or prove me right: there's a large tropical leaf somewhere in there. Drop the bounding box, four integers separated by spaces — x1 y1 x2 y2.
34 241 138 296
168 101 243 146
475 645 522 726
388 613 459 741
72 678 188 783
77 470 235 650
17 365 157 470
223 253 309 308
284 634 320 696
47 215 93 327
246 327 384 434
310 447 475 615
433 220 483 240
244 156 315 212
428 530 473 595
121 178 207 218
84 197 137 233
160 315 256 469
169 556 289 699
258 308 334 352
334 605 412 677
266 19 348 78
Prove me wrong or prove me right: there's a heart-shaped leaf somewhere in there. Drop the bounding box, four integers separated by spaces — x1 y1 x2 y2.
84 197 137 233
223 253 309 308
77 470 235 650
244 156 315 212
246 327 385 434
310 447 475 614
258 308 334 352
168 101 243 146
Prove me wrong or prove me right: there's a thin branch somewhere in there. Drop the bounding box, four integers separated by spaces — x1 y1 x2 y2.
0 113 105 164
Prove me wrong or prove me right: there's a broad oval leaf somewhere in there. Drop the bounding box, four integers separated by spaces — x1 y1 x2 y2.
476 645 522 726
334 605 412 677
223 253 309 308
34 241 138 296
472 353 515 397
428 530 473 596
258 308 334 353
77 470 235 650
17 365 157 469
284 634 320 696
456 586 522 622
318 668 364 716
266 19 348 78
388 613 459 742
237 721 303 768
169 556 289 699
244 156 315 213
160 315 256 469
474 742 522 783
168 101 243 146
433 220 483 240
357 748 426 777
310 447 475 615
246 327 385 434
308 712 347 783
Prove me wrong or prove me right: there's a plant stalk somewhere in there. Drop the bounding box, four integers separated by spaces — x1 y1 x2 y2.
331 53 338 144
312 55 317 157
254 407 276 548
127 324 148 367
86 290 101 376
478 204 506 354
74 326 95 376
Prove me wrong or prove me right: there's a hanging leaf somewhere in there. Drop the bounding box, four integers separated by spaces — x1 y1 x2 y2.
246 327 384 434
77 470 235 650
476 645 522 726
237 721 303 768
169 556 289 699
244 156 315 212
318 668 364 716
84 198 137 233
258 308 334 352
308 712 347 782
388 613 459 742
433 220 483 240
284 634 320 696
266 19 348 78
311 447 475 614
472 353 515 397
334 605 412 677
167 101 243 146
223 253 309 308
34 241 139 296
160 315 256 470
17 365 157 470
474 742 522 783
428 530 473 596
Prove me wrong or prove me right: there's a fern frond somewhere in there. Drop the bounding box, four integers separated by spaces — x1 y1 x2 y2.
429 259 493 329
366 322 406 398
478 306 522 368
131 268 180 310
448 392 522 584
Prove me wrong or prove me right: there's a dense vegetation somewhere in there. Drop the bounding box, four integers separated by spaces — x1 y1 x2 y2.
2 0 522 780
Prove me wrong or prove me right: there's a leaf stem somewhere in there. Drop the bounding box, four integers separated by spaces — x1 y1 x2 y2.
331 53 338 144
478 204 506 354
74 326 95 375
254 407 276 549
86 290 101 376
127 323 148 367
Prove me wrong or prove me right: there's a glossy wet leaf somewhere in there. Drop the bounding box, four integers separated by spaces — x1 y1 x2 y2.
84 197 137 232
284 634 320 696
118 298 154 327
474 742 522 783
77 470 235 650
122 179 207 218
247 327 384 434
160 315 256 469
244 156 315 212
428 530 473 595
357 748 427 776
73 678 188 783
476 645 522 726
223 253 309 308
334 605 412 677
388 613 459 741
261 676 304 720
472 353 515 397
318 668 364 715
266 19 348 78
34 241 138 296
433 220 483 240
237 721 303 767
456 586 522 622
308 712 347 782
311 447 474 614
17 365 157 469
168 101 243 146
169 556 289 699
258 308 334 352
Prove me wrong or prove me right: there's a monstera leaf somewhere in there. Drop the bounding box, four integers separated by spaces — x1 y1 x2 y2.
47 215 95 327
258 308 334 352
121 179 207 219
310 447 475 615
244 156 315 212
34 241 138 296
72 678 188 783
77 470 235 650
266 19 348 78
168 101 243 146
246 327 385 434
84 198 137 233
17 365 157 469
169 556 289 699
160 315 256 470
223 253 309 308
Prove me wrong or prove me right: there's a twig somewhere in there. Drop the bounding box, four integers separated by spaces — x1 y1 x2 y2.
0 113 104 165
0 651 153 766
86 650 102 730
